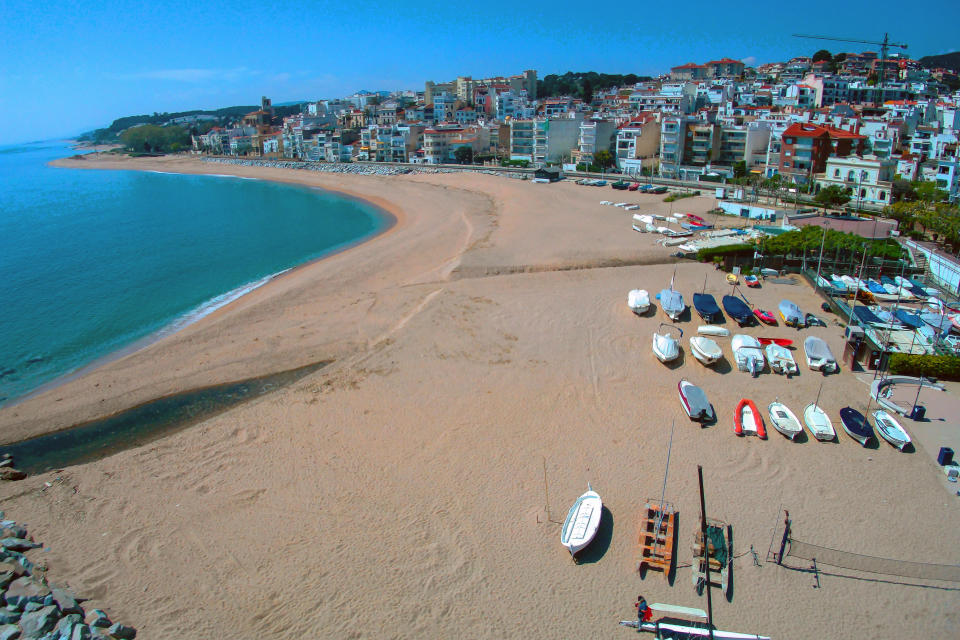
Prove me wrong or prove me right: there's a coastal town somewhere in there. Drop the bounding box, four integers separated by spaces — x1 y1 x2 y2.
178 53 960 208
3 35 960 640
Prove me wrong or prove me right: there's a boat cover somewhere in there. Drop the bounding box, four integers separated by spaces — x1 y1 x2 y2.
839 408 873 442
692 293 721 321
804 336 835 363
680 382 712 420
880 275 897 287
778 300 803 325
660 289 684 315
894 309 924 329
867 280 887 295
852 306 884 325
908 277 930 296
722 296 752 323
628 289 649 309
920 312 954 333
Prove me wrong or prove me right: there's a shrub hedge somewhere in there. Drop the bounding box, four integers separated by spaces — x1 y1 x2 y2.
888 353 960 381
696 244 754 262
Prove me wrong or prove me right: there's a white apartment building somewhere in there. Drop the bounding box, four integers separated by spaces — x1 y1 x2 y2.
814 156 895 206
573 119 617 167
496 90 532 121
509 115 582 165
936 158 960 203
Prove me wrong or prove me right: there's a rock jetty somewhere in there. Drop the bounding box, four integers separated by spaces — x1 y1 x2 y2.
0 512 136 639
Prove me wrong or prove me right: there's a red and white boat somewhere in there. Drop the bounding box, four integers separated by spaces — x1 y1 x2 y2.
753 309 777 325
734 398 767 439
744 275 760 288
757 337 793 347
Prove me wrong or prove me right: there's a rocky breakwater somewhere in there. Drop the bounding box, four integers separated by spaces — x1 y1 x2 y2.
0 512 136 640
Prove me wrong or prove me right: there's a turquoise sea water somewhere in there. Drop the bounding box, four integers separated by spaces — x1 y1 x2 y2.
0 142 390 407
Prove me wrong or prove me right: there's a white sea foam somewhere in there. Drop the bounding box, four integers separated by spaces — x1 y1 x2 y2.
160 268 292 337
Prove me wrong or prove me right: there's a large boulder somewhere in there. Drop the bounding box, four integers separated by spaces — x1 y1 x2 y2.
49 590 80 617
4 577 50 609
0 611 17 626
0 469 26 481
0 623 19 640
0 540 39 553
69 624 91 640
106 624 135 640
81 612 108 629
18 604 59 638
53 613 82 638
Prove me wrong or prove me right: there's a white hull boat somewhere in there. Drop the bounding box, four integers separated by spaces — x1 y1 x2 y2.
659 288 685 321
689 336 723 365
628 289 650 315
697 325 730 337
804 336 838 373
872 410 912 450
768 401 803 440
560 485 602 559
765 343 798 376
731 334 765 377
653 323 682 363
803 403 836 441
678 379 714 422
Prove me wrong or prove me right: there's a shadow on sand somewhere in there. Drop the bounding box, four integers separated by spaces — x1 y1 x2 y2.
576 505 614 565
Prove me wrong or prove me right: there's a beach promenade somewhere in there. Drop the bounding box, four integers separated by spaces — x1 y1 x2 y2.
0 154 957 639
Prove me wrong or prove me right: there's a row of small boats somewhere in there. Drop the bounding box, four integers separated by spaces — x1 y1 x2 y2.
825 273 934 302
676 379 913 448
653 324 837 376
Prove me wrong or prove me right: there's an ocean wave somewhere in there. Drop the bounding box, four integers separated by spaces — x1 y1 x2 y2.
160 269 292 337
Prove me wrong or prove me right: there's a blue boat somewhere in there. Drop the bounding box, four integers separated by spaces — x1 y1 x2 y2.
894 309 924 329
866 280 888 296
879 275 898 287
839 408 874 447
907 277 931 296
852 306 884 326
692 293 722 322
722 295 753 326
659 288 685 321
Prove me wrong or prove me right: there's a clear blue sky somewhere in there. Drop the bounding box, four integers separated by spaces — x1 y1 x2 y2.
1 0 957 145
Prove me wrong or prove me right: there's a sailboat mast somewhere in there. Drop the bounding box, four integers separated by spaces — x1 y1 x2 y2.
698 465 715 640
652 420 676 545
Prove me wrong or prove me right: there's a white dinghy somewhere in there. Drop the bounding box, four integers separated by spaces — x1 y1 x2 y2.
627 289 650 315
872 410 912 451
804 336 838 373
768 400 803 440
697 325 730 337
560 485 603 559
689 336 723 366
653 323 682 363
803 403 836 441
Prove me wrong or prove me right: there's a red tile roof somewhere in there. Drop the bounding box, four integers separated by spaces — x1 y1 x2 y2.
783 122 865 140
672 63 705 70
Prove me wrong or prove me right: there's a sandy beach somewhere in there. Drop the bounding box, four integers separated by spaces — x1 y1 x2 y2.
1 154 958 639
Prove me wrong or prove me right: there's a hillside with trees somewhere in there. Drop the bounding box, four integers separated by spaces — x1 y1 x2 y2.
537 71 653 101
919 51 960 72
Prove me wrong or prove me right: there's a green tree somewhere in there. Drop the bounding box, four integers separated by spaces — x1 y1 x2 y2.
593 149 614 170
733 160 747 179
915 181 949 203
581 79 594 104
812 49 832 63
815 185 851 208
453 146 474 164
119 124 190 154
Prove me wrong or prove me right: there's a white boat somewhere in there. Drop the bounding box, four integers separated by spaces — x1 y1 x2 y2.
600 200 613 205
697 325 730 337
872 410 912 450
765 343 798 376
624 204 639 211
803 403 836 441
804 336 838 373
768 400 803 440
689 336 723 366
731 334 766 377
628 289 650 315
760 268 779 277
659 288 685 321
653 323 682 363
678 379 714 421
560 485 603 559
633 213 654 225
632 224 646 233
621 603 770 638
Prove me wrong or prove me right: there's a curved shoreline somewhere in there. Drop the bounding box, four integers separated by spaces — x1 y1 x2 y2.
4 159 398 411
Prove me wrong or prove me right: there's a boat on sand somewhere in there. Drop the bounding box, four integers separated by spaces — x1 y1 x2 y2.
753 308 776 325
689 336 723 366
698 325 730 337
561 485 602 559
722 296 753 326
872 410 912 450
678 379 714 422
692 293 722 323
628 289 650 315
803 403 835 441
731 334 765 376
804 336 838 373
744 275 760 288
765 343 798 376
768 401 803 440
839 407 874 446
653 323 682 363
734 398 767 438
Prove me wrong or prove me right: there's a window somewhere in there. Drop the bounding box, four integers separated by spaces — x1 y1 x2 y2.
847 170 856 181
879 191 886 201
834 169 840 177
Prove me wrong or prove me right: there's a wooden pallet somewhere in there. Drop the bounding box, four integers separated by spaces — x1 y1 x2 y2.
637 500 676 578
691 519 730 594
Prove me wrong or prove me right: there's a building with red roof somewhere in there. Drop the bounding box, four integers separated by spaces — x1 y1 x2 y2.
778 123 866 184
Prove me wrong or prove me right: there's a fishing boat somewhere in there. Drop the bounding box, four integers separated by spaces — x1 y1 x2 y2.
653 323 682 363
697 325 730 337
731 334 765 376
744 275 760 288
734 398 767 438
689 336 723 366
628 289 650 315
726 273 738 285
803 336 838 373
778 300 805 327
692 518 731 596
692 293 722 322
560 485 603 559
722 295 753 326
872 410 912 451
839 407 874 447
767 400 803 440
765 343 798 376
753 308 777 325
678 379 714 422
803 403 836 441
659 288 685 321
